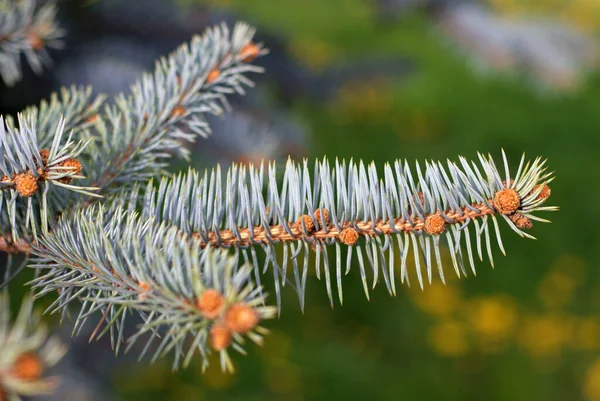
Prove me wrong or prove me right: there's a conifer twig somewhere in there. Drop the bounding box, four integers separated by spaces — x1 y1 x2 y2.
0 0 64 86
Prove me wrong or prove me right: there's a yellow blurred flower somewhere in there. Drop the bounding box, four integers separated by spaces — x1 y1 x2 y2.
583 358 600 401
537 254 586 309
517 313 570 360
466 294 518 354
428 320 470 357
409 281 462 318
330 78 394 124
571 317 600 352
289 37 338 72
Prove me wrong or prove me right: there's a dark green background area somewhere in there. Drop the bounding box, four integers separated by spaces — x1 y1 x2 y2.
10 0 600 400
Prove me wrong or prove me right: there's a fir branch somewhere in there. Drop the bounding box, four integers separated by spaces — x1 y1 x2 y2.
29 205 276 372
6 85 107 148
140 151 556 310
0 0 64 86
0 293 66 400
0 113 97 242
86 22 266 194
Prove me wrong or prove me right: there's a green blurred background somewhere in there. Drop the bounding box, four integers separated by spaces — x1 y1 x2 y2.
9 0 600 399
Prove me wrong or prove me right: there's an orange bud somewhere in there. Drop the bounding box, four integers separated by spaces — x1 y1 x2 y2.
11 352 43 381
239 42 260 62
206 68 220 84
14 173 38 197
211 325 231 351
493 188 520 215
226 303 259 334
196 289 225 319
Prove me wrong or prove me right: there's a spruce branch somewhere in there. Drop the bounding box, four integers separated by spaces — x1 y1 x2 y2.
0 0 64 86
29 205 276 372
86 22 266 194
7 85 107 147
0 293 66 400
140 151 556 310
0 113 97 243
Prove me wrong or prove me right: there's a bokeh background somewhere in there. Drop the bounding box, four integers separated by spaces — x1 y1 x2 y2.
2 0 600 400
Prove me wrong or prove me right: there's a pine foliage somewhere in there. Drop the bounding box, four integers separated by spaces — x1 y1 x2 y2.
0 1 558 374
0 0 64 86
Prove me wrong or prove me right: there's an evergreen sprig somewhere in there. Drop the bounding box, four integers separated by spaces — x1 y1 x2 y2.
0 13 558 374
26 150 555 371
0 292 66 400
139 151 556 310
29 205 276 372
85 22 266 193
0 22 265 250
0 0 64 86
0 113 96 242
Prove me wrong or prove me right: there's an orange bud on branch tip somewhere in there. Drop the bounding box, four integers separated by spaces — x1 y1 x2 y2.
10 352 43 381
226 303 260 334
15 173 38 197
211 325 232 351
493 188 520 215
196 289 225 319
239 42 260 62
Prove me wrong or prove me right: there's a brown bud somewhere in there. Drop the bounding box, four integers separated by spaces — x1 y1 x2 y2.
339 227 359 246
57 158 83 184
38 149 50 165
27 31 44 51
493 188 520 215
171 105 185 118
138 281 151 301
424 214 446 235
226 303 260 334
14 173 38 197
532 183 551 202
509 213 532 229
10 352 43 381
196 289 225 319
85 114 99 124
296 214 315 233
239 42 260 62
206 68 220 84
313 208 330 227
211 325 232 351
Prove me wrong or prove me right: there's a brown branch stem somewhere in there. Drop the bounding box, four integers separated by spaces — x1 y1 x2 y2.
194 202 497 249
